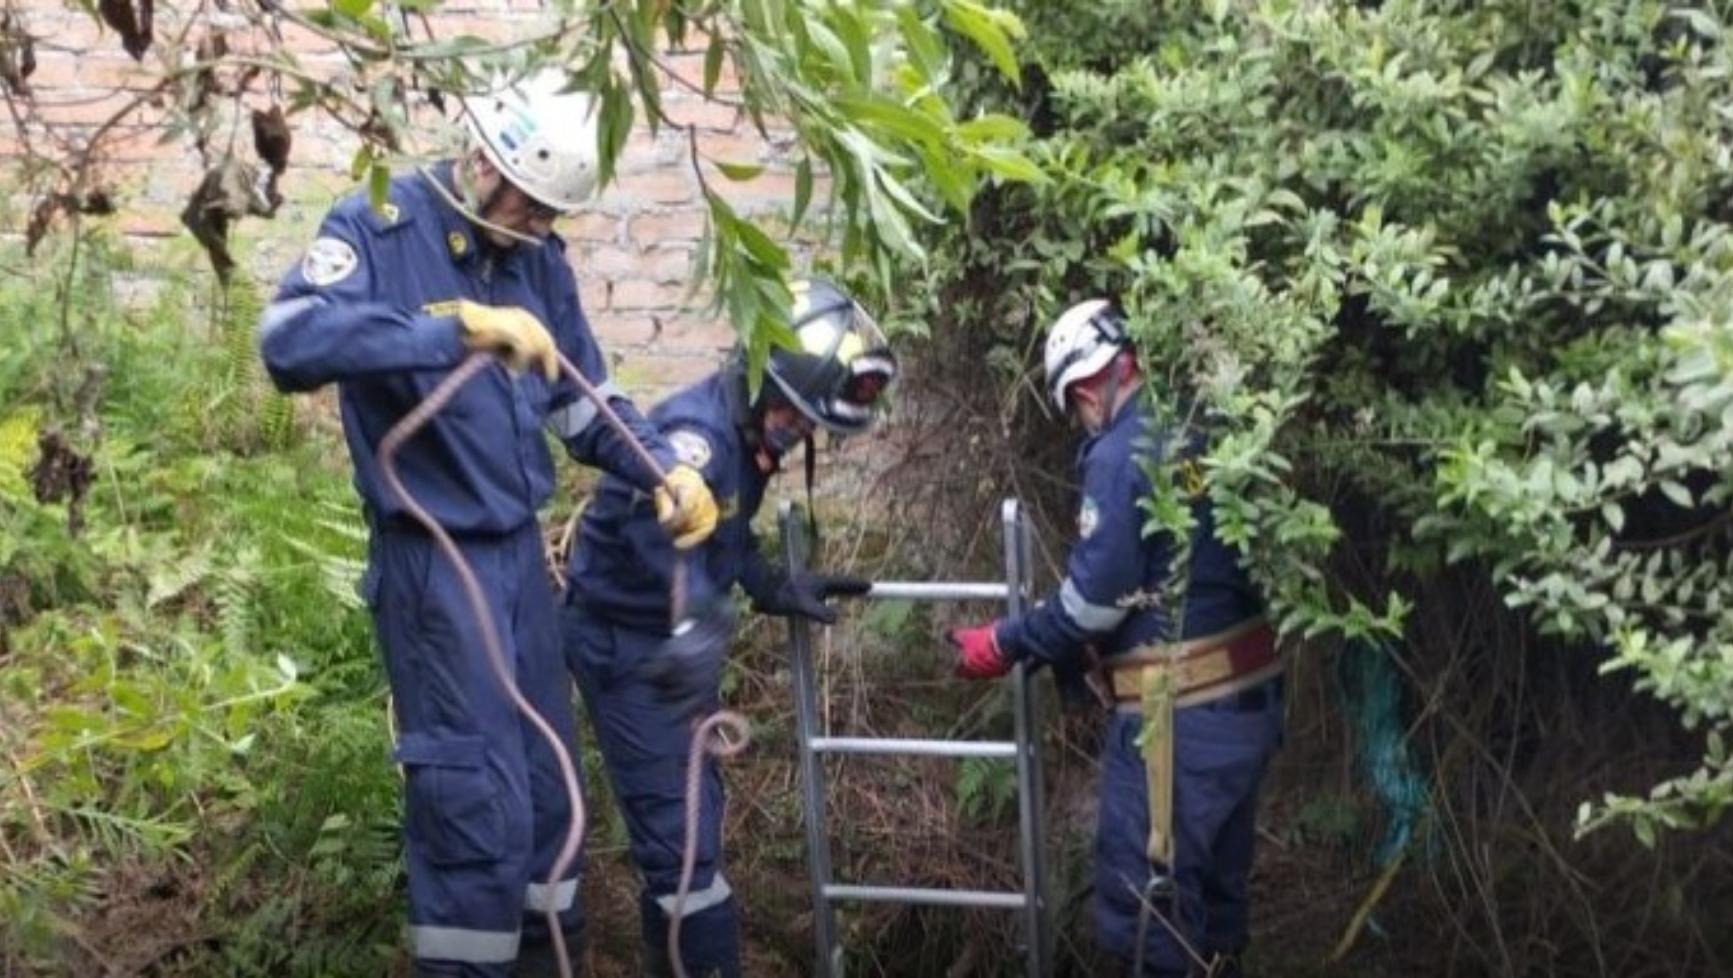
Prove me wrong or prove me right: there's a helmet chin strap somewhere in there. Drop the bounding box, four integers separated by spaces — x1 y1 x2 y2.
418 160 546 248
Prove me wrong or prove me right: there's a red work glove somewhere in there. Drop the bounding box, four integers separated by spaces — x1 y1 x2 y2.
946 622 1012 680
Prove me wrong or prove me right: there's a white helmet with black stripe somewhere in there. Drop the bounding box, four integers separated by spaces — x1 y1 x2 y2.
462 69 601 214
1043 298 1129 410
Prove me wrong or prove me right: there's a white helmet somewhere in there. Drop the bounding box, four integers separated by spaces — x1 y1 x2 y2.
1043 298 1128 409
463 69 601 213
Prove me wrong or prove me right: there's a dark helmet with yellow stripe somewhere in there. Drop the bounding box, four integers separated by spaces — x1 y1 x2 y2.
762 277 898 435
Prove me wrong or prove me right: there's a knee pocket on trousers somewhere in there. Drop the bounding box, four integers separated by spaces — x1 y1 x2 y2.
395 733 506 867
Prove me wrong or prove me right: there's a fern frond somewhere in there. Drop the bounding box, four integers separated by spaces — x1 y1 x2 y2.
146 544 214 609
215 547 262 657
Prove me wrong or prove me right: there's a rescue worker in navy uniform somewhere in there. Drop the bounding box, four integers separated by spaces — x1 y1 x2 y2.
258 70 720 977
562 278 896 978
945 300 1284 978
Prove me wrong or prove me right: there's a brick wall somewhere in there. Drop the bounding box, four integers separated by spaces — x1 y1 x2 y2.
7 0 809 402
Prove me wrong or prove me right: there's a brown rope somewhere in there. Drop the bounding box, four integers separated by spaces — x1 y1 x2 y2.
669 709 752 978
379 350 680 978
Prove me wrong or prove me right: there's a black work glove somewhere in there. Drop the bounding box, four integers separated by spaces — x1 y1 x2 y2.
751 572 871 625
639 601 737 720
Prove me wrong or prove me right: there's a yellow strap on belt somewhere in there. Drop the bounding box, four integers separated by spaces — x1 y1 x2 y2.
1141 664 1176 868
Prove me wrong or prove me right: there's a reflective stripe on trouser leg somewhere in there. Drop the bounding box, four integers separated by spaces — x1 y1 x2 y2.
411 927 521 965
373 527 548 976
565 614 742 978
655 873 733 917
525 877 579 913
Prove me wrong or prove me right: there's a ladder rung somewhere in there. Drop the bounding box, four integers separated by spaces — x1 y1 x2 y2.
824 884 1027 909
865 581 1010 602
810 736 1017 758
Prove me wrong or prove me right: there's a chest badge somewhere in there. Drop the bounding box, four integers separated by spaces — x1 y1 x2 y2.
447 231 469 258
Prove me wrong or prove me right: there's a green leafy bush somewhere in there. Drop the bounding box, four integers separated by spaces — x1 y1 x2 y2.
904 0 1733 842
0 234 398 974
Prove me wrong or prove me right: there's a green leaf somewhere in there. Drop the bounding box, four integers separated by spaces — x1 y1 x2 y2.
865 179 924 261
330 0 373 19
830 5 874 84
1659 479 1694 508
956 113 1029 143
703 31 726 96
791 157 814 228
897 5 946 84
834 93 948 147
368 162 390 213
942 0 1024 88
919 146 973 215
804 15 856 80
1671 7 1723 40
972 146 1046 184
597 78 634 190
1633 816 1656 849
875 168 942 224
357 13 393 41
349 144 375 183
714 160 765 181
734 216 790 271
1602 501 1625 533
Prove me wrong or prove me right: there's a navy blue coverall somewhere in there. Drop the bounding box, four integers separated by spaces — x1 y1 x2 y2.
259 163 676 976
563 371 775 977
994 394 1283 976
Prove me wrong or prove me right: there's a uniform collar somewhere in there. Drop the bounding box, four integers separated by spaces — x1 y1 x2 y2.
427 160 540 273
418 161 483 267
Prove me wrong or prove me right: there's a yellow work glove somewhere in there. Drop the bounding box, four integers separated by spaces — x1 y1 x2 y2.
456 301 559 381
654 464 719 549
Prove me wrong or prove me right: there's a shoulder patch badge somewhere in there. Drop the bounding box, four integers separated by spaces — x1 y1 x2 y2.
1078 495 1100 539
669 429 713 470
302 237 358 287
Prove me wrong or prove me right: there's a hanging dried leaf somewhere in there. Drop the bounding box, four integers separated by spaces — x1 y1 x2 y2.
252 105 290 173
191 31 226 109
201 31 227 60
180 157 272 282
78 187 116 215
0 49 18 98
30 429 94 535
97 0 153 61
25 196 59 256
0 17 29 95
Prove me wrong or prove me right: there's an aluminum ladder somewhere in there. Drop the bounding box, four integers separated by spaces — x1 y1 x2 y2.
778 498 1051 978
